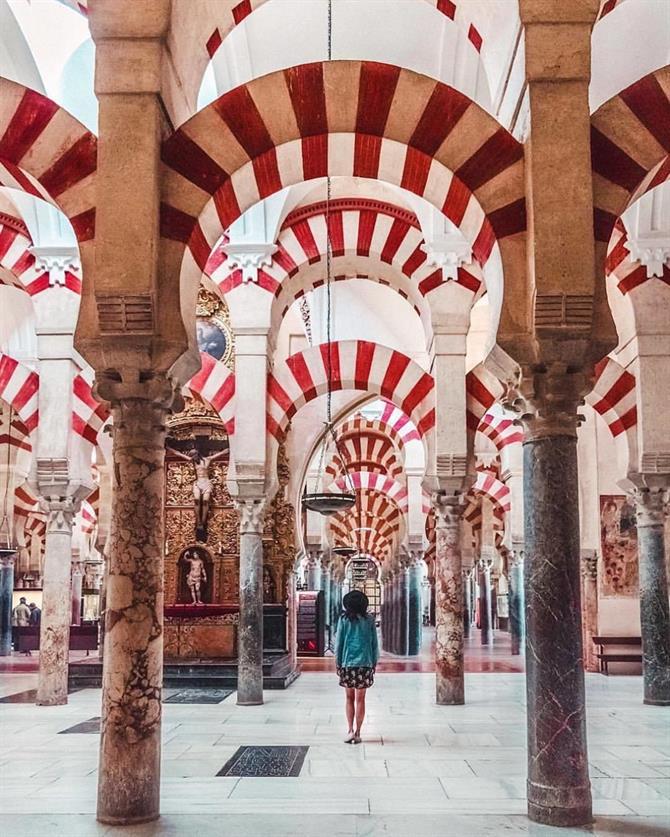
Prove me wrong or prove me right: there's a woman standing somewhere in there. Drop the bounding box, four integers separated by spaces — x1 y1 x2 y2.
335 590 379 743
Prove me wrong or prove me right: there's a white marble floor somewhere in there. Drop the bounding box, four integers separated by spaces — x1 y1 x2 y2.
0 671 669 836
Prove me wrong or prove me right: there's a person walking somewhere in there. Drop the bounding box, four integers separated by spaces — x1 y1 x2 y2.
335 590 379 744
28 603 41 626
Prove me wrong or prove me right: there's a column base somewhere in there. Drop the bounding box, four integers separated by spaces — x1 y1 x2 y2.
237 698 264 706
36 695 68 707
527 781 592 827
435 678 465 706
644 696 670 706
97 812 159 826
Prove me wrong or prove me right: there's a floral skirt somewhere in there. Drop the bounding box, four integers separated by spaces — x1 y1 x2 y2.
337 665 375 689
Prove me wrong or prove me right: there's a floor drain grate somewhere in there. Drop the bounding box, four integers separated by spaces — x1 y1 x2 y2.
163 688 233 704
216 746 309 777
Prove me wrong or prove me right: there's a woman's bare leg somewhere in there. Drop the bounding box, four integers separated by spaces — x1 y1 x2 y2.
354 688 367 736
345 687 356 732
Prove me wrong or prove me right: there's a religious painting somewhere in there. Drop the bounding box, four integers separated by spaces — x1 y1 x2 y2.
599 495 638 596
197 318 228 362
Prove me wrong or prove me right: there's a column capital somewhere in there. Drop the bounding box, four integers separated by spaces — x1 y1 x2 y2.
39 498 78 535
431 492 466 529
233 496 267 535
0 550 17 569
580 550 598 580
506 363 590 441
633 485 668 528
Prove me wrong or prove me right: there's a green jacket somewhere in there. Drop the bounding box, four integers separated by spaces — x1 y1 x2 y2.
335 613 380 668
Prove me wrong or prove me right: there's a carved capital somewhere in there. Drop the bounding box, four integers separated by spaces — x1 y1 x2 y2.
0 551 17 569
431 491 465 530
505 362 589 441
39 497 77 535
234 496 267 535
222 242 278 284
29 245 80 287
581 550 598 581
633 486 668 529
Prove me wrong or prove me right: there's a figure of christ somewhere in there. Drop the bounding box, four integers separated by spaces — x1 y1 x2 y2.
182 550 208 605
169 445 228 540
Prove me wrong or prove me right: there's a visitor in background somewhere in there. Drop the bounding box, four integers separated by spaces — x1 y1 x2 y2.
335 589 379 744
11 597 30 627
28 603 41 626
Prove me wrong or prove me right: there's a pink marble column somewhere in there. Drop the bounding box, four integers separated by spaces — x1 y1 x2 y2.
433 494 465 705
581 551 599 672
96 381 175 826
37 501 76 706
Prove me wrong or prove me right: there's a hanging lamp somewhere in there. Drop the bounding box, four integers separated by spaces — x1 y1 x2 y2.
301 0 356 517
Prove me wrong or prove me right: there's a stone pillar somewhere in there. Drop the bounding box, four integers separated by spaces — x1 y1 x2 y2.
320 558 332 644
408 557 423 655
433 494 465 705
397 563 410 656
634 486 670 706
71 561 84 627
0 552 16 656
508 549 525 656
285 565 298 672
306 552 322 591
96 382 174 826
37 500 77 706
235 497 266 706
517 366 592 827
580 550 599 673
478 558 493 646
389 572 399 653
463 568 472 639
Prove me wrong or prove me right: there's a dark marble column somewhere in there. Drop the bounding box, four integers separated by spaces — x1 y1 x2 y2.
463 568 472 638
235 497 266 706
508 549 525 656
0 552 15 656
580 551 599 673
478 558 493 646
71 561 84 627
381 576 388 650
433 494 465 705
635 486 670 706
391 572 400 654
97 381 175 825
408 557 423 655
519 367 592 827
398 564 410 656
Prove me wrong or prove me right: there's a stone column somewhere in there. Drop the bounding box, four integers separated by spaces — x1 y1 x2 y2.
0 552 16 656
462 568 473 639
408 557 423 655
634 486 670 706
97 382 174 826
37 500 77 706
580 550 599 673
433 494 465 705
397 563 410 656
389 571 399 653
320 557 332 644
517 366 592 827
71 561 84 627
478 558 493 646
306 552 322 591
285 565 298 672
235 497 266 706
508 549 525 656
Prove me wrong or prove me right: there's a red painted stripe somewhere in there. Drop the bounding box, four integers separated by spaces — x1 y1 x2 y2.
591 126 646 192
599 0 617 17
620 73 670 153
320 342 342 391
410 84 470 156
267 375 293 413
273 243 298 276
0 158 43 197
11 248 35 276
488 198 526 239
0 355 18 392
13 373 38 412
252 147 282 198
39 133 96 198
162 131 229 195
73 375 99 409
356 63 401 136
213 180 242 229
0 227 18 263
64 271 82 294
416 407 435 436
353 133 382 179
356 210 376 257
456 128 523 192
26 274 50 296
211 374 235 413
611 405 637 436
593 207 618 243
401 372 433 417
436 0 456 19
293 219 320 263
286 352 316 401
466 372 495 413
381 351 410 397
301 134 328 181
213 85 275 158
472 218 496 264
443 176 470 227
617 264 647 294
285 64 328 136
354 341 376 389
328 209 345 257
468 24 483 53
402 244 427 276
70 208 95 242
401 147 431 195
457 266 481 293
189 224 212 272
232 0 252 24
418 269 443 295
206 28 222 57
0 89 58 163
380 218 410 264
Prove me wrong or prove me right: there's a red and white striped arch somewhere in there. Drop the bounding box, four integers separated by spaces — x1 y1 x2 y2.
325 434 403 481
605 221 670 295
465 363 505 433
72 368 109 445
161 61 525 317
0 80 97 245
586 357 637 439
183 352 235 434
267 340 435 440
0 216 81 295
326 472 409 513
471 468 510 516
592 67 670 275
337 415 405 457
0 355 38 434
476 411 523 451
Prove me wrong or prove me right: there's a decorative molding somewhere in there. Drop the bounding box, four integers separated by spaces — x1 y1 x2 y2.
534 294 593 329
436 453 468 478
222 242 278 283
640 452 670 474
96 294 154 334
624 235 670 279
281 198 420 232
234 496 266 534
420 235 473 282
29 245 80 287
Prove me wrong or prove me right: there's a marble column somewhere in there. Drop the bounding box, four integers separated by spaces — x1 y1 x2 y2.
408 558 423 655
398 564 410 656
71 561 84 627
635 486 670 706
580 551 599 673
381 578 387 650
478 558 493 646
285 566 298 672
321 560 332 644
306 553 322 591
519 370 591 827
97 385 173 826
37 501 77 706
390 572 399 654
463 568 472 639
0 552 16 656
236 497 266 706
508 550 525 656
433 494 465 705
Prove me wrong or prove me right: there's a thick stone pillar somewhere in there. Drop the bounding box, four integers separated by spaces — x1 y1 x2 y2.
0 552 15 656
408 557 423 655
97 383 174 826
508 549 525 656
518 366 592 827
433 494 465 705
37 500 76 706
71 561 84 627
580 550 599 672
235 497 266 706
397 564 410 656
634 486 670 706
478 558 493 646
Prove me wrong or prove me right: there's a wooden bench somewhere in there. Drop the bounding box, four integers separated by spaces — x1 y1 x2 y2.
592 635 642 675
